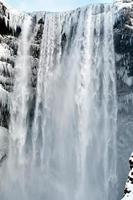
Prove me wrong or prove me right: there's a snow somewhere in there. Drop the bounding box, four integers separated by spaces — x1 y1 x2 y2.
0 0 28 32
8 10 25 32
125 24 133 30
0 0 9 7
31 11 45 23
114 0 133 9
122 190 133 200
121 152 133 200
129 153 133 161
0 75 12 84
117 3 133 10
116 4 133 199
0 61 13 76
0 43 12 59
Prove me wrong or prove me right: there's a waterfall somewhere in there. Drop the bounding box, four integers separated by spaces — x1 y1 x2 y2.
0 15 32 200
0 4 117 200
9 15 32 167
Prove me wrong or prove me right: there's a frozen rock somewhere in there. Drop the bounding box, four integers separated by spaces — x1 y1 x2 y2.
122 153 133 200
0 126 8 163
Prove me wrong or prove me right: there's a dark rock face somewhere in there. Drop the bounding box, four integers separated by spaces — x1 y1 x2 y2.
0 1 133 199
61 33 67 52
0 2 21 37
114 2 133 199
30 15 44 88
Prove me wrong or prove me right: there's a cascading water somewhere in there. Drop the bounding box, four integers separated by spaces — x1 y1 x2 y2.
0 4 117 200
9 15 32 167
0 14 32 200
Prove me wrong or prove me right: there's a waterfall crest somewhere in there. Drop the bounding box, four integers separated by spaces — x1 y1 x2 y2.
0 4 118 200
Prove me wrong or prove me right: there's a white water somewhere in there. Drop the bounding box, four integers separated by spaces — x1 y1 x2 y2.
0 15 32 200
9 15 32 166
0 4 117 200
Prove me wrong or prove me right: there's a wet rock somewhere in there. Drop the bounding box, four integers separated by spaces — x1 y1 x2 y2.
0 126 8 163
114 1 133 199
0 17 13 35
34 24 44 44
0 2 7 17
38 18 44 24
30 43 40 58
61 33 67 52
0 1 21 37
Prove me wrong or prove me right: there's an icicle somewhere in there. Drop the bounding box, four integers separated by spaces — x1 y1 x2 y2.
0 84 9 107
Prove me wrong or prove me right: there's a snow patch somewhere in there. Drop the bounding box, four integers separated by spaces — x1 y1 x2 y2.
0 43 12 59
0 1 30 33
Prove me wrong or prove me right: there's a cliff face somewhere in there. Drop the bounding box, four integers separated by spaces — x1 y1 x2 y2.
0 2 44 163
0 1 20 163
0 1 133 200
114 1 133 199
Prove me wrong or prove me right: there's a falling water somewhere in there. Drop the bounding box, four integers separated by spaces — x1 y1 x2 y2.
0 15 32 200
0 4 117 200
9 15 32 167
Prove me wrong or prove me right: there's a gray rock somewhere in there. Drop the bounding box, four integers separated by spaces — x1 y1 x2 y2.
0 126 8 164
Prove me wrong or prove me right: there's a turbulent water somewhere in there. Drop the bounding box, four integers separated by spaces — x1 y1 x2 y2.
0 4 117 200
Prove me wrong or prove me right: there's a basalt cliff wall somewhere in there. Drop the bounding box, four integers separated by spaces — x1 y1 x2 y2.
0 1 133 200
114 1 133 199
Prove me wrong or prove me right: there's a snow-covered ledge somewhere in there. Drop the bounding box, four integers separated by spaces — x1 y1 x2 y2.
0 0 28 36
114 0 133 10
122 153 133 200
